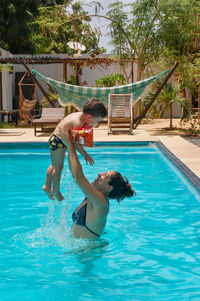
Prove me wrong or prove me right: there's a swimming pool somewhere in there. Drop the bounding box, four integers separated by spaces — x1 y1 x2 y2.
0 142 200 301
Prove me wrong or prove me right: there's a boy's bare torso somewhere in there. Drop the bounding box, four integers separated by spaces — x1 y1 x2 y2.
54 112 84 139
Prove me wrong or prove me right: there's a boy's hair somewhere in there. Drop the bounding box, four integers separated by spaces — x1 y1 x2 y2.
83 99 107 118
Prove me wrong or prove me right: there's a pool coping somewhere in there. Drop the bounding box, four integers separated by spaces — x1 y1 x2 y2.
156 141 200 192
0 140 199 192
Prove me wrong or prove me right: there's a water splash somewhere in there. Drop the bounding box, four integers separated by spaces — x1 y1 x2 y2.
14 169 79 251
39 168 76 249
13 168 107 254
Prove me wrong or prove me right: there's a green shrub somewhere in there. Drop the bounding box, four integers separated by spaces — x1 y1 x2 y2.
0 122 15 128
96 73 126 87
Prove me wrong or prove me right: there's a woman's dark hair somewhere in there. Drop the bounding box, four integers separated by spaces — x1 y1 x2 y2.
83 99 107 118
108 171 135 202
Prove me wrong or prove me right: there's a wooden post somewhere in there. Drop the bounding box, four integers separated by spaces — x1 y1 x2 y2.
131 62 134 83
169 103 173 129
138 98 141 115
0 71 2 111
134 62 179 128
63 62 67 82
23 63 55 108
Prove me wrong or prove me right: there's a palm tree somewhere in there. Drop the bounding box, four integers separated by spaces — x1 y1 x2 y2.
143 81 191 129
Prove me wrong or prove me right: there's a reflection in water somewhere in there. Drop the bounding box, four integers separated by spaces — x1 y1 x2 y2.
65 238 109 282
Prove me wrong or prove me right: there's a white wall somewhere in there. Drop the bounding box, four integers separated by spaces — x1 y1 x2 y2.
82 61 134 86
0 48 13 112
163 102 182 118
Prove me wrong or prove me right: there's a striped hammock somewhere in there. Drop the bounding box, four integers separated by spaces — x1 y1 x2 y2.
32 69 170 108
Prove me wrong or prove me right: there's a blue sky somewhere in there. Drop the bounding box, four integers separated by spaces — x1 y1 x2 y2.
82 0 131 53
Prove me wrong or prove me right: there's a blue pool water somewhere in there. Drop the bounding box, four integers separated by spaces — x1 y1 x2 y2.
0 142 200 301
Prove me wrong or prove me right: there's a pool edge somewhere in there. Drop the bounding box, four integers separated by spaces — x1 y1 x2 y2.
156 141 200 192
0 140 199 192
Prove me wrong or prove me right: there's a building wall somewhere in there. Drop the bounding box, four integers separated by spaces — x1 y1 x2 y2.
82 62 134 86
0 50 183 117
0 48 13 115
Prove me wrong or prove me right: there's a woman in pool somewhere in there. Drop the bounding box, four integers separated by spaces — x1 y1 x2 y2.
63 130 135 239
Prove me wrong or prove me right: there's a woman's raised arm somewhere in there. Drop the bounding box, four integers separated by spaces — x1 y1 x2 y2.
63 131 108 209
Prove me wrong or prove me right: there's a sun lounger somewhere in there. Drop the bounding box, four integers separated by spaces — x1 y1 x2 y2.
32 108 65 136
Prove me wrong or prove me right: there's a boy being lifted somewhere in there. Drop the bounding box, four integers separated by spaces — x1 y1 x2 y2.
43 99 107 201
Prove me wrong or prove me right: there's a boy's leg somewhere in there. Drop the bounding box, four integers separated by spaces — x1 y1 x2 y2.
51 148 65 201
43 164 54 200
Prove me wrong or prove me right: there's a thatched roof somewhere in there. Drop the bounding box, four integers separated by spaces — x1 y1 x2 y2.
0 54 130 66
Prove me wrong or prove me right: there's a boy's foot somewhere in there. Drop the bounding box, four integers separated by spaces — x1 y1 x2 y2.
54 191 64 202
42 185 55 200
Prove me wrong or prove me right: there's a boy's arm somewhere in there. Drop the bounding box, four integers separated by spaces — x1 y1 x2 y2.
59 129 94 166
75 143 94 166
75 143 87 156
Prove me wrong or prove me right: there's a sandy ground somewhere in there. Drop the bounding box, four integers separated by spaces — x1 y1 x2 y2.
3 117 198 137
138 119 200 147
137 118 187 135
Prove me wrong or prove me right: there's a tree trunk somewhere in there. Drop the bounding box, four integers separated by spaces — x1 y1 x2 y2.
169 103 173 129
198 86 200 122
136 62 145 81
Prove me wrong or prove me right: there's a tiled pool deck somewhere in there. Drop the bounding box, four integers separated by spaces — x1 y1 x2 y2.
0 124 200 182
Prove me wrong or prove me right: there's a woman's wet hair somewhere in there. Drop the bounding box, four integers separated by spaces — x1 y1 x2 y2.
108 171 135 202
83 99 107 118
